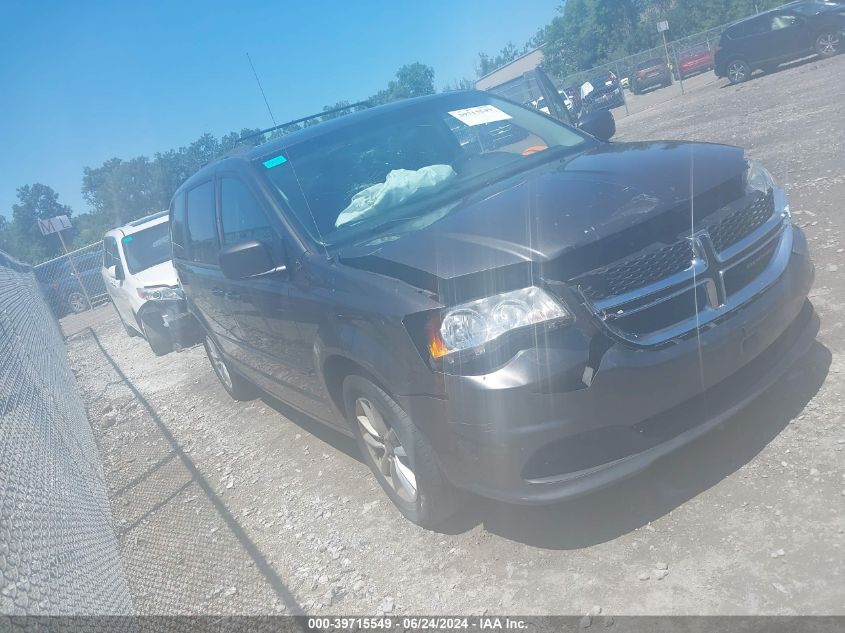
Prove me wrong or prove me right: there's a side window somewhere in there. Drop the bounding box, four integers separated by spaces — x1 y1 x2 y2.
220 177 285 260
103 237 120 268
220 178 274 245
770 14 798 31
186 181 219 265
170 192 187 259
746 18 769 36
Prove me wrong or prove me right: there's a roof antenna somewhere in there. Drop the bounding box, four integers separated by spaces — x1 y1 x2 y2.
246 52 277 126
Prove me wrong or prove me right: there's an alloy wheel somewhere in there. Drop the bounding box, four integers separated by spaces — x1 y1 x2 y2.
354 397 418 502
205 336 233 391
67 291 87 313
817 33 839 56
728 61 747 83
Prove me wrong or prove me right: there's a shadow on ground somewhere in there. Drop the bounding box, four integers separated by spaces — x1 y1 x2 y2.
89 329 305 615
454 341 831 549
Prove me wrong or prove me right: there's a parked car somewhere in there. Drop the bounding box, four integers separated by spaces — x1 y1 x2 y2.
675 46 715 79
630 58 673 94
715 2 844 83
35 250 107 316
580 71 625 110
481 68 615 142
171 90 816 528
102 211 197 355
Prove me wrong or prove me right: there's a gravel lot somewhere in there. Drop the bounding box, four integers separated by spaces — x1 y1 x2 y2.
66 54 845 616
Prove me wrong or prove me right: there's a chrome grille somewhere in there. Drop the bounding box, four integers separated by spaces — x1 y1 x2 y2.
576 241 694 301
705 191 774 252
571 188 788 347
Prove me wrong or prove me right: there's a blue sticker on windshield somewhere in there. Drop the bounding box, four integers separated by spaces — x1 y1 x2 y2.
263 154 288 169
122 235 133 243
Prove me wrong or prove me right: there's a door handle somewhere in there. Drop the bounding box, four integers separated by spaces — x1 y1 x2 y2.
224 291 241 301
211 287 224 297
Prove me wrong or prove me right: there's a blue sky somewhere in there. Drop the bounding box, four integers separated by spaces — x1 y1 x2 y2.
0 0 560 219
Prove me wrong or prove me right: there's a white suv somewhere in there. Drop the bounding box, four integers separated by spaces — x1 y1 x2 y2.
101 211 195 355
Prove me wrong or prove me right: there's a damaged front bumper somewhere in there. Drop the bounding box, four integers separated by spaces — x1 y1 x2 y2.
403 228 816 504
137 299 200 348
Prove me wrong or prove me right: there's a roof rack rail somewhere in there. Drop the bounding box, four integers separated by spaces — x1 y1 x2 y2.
236 100 372 145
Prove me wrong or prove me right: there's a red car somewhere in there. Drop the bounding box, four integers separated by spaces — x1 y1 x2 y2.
676 47 714 79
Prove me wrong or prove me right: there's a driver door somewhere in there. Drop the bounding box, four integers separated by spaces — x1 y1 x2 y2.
103 235 133 325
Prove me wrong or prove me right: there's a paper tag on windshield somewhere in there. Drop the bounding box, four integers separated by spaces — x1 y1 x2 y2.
448 105 511 127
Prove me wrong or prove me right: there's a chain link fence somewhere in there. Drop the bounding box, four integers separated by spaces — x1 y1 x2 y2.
0 248 133 616
33 242 109 319
549 24 729 118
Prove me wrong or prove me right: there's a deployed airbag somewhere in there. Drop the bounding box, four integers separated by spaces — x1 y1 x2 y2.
335 164 456 227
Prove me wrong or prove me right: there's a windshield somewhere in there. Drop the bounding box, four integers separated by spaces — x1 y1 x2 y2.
261 94 590 247
121 222 170 274
793 1 842 14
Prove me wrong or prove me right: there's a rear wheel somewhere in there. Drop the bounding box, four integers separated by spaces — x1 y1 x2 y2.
66 290 88 314
342 374 464 529
726 59 751 84
203 334 256 400
815 30 840 57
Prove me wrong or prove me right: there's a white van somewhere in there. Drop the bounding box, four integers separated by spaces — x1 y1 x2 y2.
101 210 195 355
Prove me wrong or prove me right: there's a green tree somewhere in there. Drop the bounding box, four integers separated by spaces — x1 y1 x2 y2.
442 77 476 92
371 62 436 104
9 184 74 262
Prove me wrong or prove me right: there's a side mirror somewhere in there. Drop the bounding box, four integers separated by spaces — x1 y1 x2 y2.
108 264 125 281
579 108 616 141
219 240 283 280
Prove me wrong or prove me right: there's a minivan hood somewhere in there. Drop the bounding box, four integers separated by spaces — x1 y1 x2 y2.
339 141 746 284
132 260 178 287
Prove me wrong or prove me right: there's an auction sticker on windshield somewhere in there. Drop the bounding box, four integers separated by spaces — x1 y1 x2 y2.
448 105 511 127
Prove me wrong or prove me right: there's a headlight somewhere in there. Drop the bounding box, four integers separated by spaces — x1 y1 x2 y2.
137 286 183 301
429 287 573 359
745 159 790 220
744 160 777 195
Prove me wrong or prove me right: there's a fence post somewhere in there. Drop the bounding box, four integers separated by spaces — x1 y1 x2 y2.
673 47 685 96
615 64 630 117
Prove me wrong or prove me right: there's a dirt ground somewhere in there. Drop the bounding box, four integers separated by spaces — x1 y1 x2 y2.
65 54 845 617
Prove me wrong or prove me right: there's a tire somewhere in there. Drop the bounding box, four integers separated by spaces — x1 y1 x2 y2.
342 374 464 529
142 320 173 356
203 334 256 400
117 310 140 337
66 290 88 314
815 30 841 58
726 59 751 84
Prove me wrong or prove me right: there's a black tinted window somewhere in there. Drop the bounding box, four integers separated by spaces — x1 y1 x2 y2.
220 178 273 245
121 223 171 274
186 181 219 265
770 14 799 30
170 192 187 259
727 17 767 37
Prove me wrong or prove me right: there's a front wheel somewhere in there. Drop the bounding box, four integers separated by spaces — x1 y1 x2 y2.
66 290 89 314
203 334 256 400
343 375 464 529
815 31 841 57
726 59 751 84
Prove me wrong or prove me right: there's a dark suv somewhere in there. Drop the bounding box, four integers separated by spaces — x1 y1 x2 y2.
715 2 844 83
171 91 816 527
580 71 625 111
